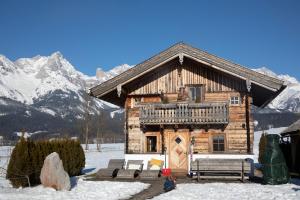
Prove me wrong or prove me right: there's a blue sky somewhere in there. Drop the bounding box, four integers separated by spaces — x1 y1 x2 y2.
0 0 299 79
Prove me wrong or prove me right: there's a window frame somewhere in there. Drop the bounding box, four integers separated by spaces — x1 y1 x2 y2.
131 96 143 108
230 96 240 105
187 84 205 103
212 134 226 153
146 136 158 153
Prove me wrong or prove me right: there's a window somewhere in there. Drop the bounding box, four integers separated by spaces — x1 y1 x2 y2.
134 97 141 104
213 135 225 152
230 96 240 105
146 136 157 152
132 97 142 107
188 85 204 102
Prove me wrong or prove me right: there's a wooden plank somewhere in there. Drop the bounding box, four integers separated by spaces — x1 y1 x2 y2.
197 176 248 180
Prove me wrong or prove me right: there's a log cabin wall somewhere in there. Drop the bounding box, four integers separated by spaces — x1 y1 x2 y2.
126 96 161 153
124 58 253 154
190 93 254 154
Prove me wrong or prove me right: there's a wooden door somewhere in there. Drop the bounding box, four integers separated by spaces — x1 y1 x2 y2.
167 131 189 172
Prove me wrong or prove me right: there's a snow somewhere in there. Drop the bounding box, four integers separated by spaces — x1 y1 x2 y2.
83 143 124 173
152 182 300 200
0 99 8 105
96 64 132 82
152 126 300 199
39 107 56 116
110 109 124 118
268 83 300 112
253 127 287 163
253 67 300 112
13 131 48 138
25 110 31 116
253 67 299 85
0 53 132 108
1 134 300 200
0 179 148 200
0 146 13 168
1 54 300 112
0 53 84 104
0 143 148 200
0 52 131 118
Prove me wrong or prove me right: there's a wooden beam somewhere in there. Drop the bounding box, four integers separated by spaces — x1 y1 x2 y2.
245 93 251 154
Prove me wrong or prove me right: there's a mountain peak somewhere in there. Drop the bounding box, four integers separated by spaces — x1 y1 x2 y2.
0 55 15 72
0 54 7 60
95 64 132 81
50 51 63 59
0 54 12 63
253 67 278 78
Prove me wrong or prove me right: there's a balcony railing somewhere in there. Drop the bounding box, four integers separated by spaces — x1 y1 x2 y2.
139 102 229 125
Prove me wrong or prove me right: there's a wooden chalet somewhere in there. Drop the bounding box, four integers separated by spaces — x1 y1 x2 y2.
281 119 300 176
90 43 286 174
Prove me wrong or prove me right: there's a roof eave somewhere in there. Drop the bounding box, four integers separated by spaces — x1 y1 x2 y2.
89 43 286 107
259 84 287 108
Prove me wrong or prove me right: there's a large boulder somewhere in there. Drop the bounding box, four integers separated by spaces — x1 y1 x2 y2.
40 152 71 191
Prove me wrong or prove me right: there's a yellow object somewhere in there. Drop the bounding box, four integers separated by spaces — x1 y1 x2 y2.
150 159 163 166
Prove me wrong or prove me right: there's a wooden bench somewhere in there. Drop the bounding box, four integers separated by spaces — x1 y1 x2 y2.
190 159 251 182
116 160 144 179
96 159 125 178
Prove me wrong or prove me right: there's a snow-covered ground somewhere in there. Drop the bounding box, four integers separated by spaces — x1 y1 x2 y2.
153 182 300 200
0 143 148 200
152 126 300 200
0 180 148 200
83 143 124 174
1 128 300 200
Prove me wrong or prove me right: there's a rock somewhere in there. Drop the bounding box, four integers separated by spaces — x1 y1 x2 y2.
40 152 71 191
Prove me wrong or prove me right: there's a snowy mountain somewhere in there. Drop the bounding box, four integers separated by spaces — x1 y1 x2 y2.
253 67 300 113
0 52 131 138
96 64 132 82
0 52 299 137
0 52 131 106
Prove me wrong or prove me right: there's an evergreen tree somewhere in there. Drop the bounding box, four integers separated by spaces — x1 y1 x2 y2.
258 132 267 164
6 138 85 188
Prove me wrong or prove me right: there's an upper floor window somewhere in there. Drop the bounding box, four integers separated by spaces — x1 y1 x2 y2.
230 96 240 105
188 85 204 102
131 97 143 108
134 97 142 104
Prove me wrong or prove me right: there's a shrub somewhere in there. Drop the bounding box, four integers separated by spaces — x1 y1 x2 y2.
258 132 267 164
6 138 85 188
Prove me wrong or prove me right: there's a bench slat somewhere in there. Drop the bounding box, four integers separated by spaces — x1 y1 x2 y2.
190 158 252 182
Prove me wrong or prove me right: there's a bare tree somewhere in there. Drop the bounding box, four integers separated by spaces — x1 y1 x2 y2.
96 124 101 152
96 105 104 152
83 90 91 150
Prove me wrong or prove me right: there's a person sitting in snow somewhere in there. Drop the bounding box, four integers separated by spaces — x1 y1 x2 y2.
164 175 176 192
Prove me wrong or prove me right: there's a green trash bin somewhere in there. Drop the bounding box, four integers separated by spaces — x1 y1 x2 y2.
262 134 290 185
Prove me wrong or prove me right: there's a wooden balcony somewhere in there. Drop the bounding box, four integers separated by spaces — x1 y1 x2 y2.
139 102 229 125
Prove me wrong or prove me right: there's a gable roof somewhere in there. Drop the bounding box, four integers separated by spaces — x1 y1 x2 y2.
90 42 286 107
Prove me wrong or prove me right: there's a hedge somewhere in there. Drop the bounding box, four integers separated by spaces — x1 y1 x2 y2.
6 138 85 188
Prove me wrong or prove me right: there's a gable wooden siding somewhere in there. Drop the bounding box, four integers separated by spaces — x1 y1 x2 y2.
127 59 246 95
